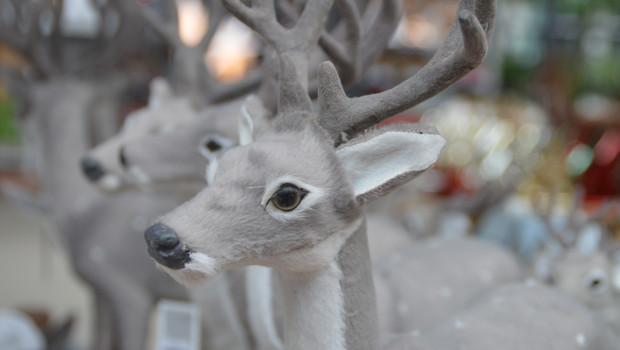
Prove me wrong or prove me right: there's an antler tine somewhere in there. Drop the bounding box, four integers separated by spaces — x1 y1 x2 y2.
222 0 333 89
0 0 28 52
358 0 402 72
3 0 62 76
205 69 263 104
558 186 586 248
279 54 313 114
305 0 400 97
220 0 281 48
533 190 569 251
318 0 496 145
278 0 364 90
317 0 362 85
196 0 227 53
139 3 182 48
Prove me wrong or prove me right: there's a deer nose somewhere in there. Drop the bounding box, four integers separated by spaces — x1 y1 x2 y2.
81 157 105 181
144 223 190 270
119 147 129 169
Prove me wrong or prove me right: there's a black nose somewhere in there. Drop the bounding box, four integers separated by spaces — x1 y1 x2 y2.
144 223 190 270
119 147 129 169
81 157 105 181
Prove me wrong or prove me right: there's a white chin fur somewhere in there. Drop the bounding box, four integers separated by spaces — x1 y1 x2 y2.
98 174 121 192
160 252 220 287
129 166 152 185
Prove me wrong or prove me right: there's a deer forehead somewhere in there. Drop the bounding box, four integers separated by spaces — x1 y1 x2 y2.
213 134 347 189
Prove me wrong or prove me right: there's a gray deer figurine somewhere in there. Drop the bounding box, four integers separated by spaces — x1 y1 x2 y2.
144 0 618 349
0 1 193 349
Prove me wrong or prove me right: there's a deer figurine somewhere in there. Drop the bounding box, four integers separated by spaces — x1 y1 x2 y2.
532 190 620 339
80 2 405 348
79 2 404 349
0 1 199 349
143 0 618 349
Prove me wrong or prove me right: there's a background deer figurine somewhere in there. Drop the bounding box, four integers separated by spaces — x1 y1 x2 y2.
144 0 618 349
531 190 620 339
0 2 197 349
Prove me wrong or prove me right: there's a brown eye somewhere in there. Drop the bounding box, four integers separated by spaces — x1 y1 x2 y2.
271 184 308 211
205 140 222 152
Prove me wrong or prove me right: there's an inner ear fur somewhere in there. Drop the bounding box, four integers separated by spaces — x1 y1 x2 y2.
148 77 174 108
336 124 446 204
239 94 273 145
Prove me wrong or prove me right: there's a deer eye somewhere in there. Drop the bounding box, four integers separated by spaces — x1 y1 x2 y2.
583 269 608 295
198 134 234 161
205 140 221 152
270 184 308 211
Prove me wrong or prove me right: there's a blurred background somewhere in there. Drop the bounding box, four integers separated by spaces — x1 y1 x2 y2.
0 0 619 349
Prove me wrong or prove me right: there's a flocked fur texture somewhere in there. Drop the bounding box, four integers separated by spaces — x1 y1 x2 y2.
336 124 445 204
156 118 361 276
84 79 198 192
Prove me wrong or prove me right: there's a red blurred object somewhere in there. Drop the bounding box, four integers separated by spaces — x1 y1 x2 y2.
578 130 620 196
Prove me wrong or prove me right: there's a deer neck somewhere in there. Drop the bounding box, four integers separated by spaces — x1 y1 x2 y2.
31 79 108 234
276 218 379 350
35 81 95 197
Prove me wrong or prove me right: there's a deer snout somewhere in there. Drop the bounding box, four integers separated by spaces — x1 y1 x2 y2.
144 223 190 270
80 157 105 181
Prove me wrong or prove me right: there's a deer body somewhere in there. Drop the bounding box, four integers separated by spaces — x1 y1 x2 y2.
15 77 192 350
373 236 523 334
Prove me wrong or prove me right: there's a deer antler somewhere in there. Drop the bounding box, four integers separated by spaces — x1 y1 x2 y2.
222 0 334 89
137 0 261 105
0 0 61 76
277 0 363 85
138 2 183 47
318 0 495 145
317 0 362 82
279 0 401 91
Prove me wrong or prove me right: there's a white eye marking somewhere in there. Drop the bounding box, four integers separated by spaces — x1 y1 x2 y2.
261 175 325 223
238 104 254 146
205 159 218 185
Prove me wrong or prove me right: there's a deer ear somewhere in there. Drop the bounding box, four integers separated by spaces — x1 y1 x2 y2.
148 77 174 108
336 125 446 204
239 94 270 146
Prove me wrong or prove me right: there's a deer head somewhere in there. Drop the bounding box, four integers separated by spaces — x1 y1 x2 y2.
144 0 494 286
533 190 620 328
81 78 198 191
119 95 270 192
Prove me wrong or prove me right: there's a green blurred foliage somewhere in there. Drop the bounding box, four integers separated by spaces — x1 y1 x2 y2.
501 0 620 99
577 54 620 97
0 92 20 144
555 0 620 17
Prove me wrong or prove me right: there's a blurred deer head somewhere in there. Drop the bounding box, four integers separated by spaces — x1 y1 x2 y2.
534 190 620 331
81 78 198 192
